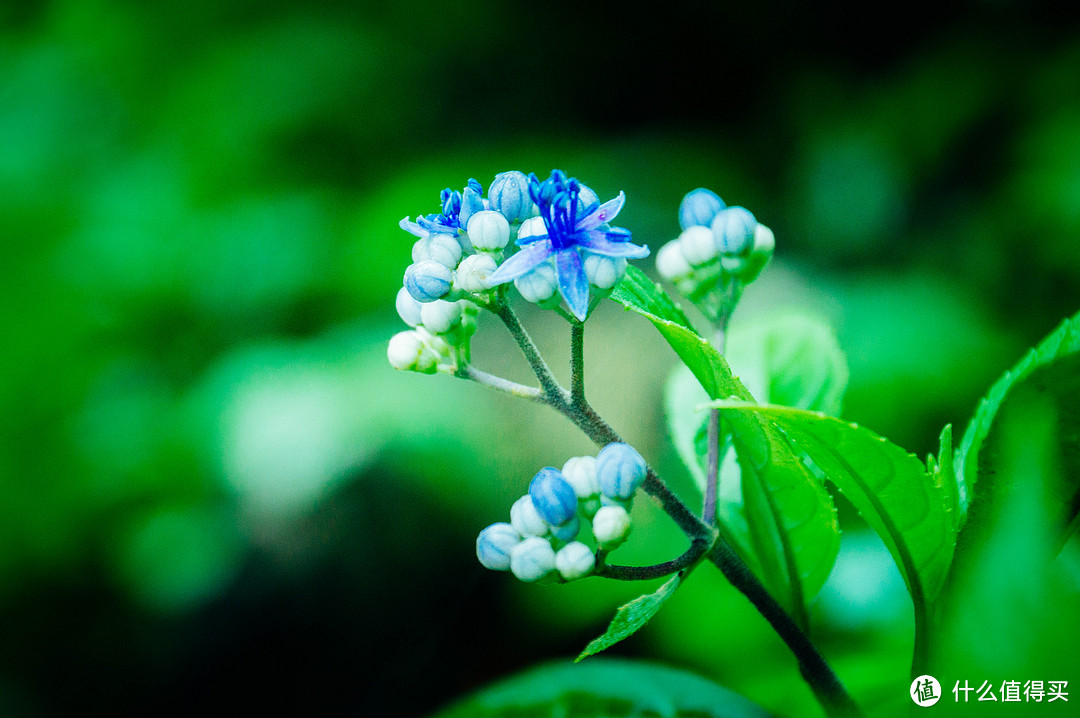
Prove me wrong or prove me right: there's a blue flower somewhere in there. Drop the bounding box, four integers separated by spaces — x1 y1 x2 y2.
485 170 649 321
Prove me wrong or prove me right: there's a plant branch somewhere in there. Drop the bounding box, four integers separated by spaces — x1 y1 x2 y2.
596 537 711 581
460 366 545 402
495 301 565 400
708 540 862 717
570 320 586 405
704 408 720 526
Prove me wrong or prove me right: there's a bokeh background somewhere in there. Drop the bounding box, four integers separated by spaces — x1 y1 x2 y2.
3 1 1080 715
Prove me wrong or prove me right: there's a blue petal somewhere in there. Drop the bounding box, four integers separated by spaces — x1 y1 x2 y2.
579 230 651 258
399 217 426 237
577 191 625 231
486 241 554 285
516 231 551 246
555 249 590 321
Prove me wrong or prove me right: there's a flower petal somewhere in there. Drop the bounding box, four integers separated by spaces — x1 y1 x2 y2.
400 217 426 237
486 241 554 285
578 230 651 258
577 191 625 231
555 249 590 321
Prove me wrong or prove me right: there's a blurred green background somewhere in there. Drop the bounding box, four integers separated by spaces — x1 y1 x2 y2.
3 1 1080 715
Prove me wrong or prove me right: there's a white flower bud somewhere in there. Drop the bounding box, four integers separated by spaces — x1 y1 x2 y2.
555 541 596 581
655 239 693 280
476 522 522 571
510 495 549 538
583 254 627 289
678 226 718 266
386 330 437 373
467 210 511 251
514 260 558 304
510 537 556 582
593 505 631 549
728 223 775 283
454 253 498 293
395 287 423 327
561 456 600 499
419 299 463 334
412 233 462 269
517 216 547 241
711 206 757 257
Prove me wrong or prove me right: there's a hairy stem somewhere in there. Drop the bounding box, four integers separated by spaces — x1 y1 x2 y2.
460 366 544 402
495 301 563 400
570 320 586 404
704 408 720 526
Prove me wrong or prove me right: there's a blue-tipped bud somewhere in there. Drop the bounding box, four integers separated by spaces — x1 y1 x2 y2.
529 467 578 527
510 536 557 582
679 188 726 230
555 541 595 580
460 185 485 229
489 171 534 224
711 206 757 257
466 210 511 251
404 260 454 303
595 442 647 500
592 505 631 549
550 515 581 543
510 495 549 538
476 522 522 571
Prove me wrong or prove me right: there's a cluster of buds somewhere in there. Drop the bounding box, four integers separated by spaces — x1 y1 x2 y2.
475 442 648 582
655 189 774 304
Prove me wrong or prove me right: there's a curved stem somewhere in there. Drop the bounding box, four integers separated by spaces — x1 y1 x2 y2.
460 366 544 402
597 537 711 581
495 301 564 400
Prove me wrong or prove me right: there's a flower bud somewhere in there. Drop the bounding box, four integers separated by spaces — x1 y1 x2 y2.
678 226 718 266
550 515 581 543
529 467 578 527
679 188 726 230
517 216 547 241
459 183 485 229
514 260 558 304
556 541 595 581
655 239 693 280
488 171 534 224
404 260 453 303
711 206 757 257
510 536 557 582
735 223 775 284
583 253 627 290
387 330 437 373
476 522 522 571
510 495 548 538
454 253 498 293
419 299 463 334
395 287 423 327
595 442 647 500
561 456 600 499
467 210 511 252
592 505 631 549
412 233 462 269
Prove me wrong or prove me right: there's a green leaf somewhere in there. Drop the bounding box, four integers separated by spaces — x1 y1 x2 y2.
616 268 840 620
706 402 957 608
724 312 849 416
431 658 774 718
577 575 683 661
956 309 1080 531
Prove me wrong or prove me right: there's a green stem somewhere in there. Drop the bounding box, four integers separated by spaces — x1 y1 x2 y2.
597 537 711 581
460 366 545 402
570 320 586 404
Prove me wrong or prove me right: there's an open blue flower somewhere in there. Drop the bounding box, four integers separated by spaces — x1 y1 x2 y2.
486 170 649 320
